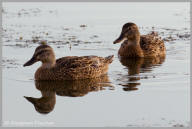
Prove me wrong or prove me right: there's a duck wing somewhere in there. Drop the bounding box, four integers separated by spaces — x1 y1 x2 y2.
56 56 112 69
140 34 166 57
53 55 113 80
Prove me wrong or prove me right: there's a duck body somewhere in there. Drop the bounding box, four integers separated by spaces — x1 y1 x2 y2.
35 56 113 80
23 44 114 81
114 23 166 58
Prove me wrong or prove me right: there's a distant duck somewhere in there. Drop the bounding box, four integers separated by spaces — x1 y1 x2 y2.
113 22 166 57
23 44 114 80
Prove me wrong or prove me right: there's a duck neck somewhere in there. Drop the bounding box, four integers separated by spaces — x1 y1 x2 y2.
41 91 56 98
129 34 141 46
119 36 144 57
41 60 56 69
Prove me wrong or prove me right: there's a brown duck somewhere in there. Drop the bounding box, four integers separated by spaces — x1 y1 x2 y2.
113 22 166 57
23 44 114 80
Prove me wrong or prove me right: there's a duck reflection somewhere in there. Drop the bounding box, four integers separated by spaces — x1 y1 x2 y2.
24 75 112 114
118 56 165 91
24 90 56 114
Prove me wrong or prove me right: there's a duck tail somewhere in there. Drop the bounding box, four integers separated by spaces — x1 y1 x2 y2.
104 55 114 64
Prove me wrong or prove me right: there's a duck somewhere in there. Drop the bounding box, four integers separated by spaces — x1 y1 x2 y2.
113 22 166 57
23 44 114 80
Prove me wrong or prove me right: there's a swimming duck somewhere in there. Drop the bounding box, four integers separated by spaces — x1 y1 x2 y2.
23 44 114 80
113 22 166 57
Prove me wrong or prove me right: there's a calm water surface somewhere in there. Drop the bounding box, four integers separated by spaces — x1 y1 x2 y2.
2 2 190 127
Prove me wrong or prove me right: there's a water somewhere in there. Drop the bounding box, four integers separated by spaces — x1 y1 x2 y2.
2 2 190 127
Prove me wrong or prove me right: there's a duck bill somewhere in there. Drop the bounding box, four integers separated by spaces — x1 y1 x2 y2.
23 56 37 67
24 96 36 104
113 33 124 44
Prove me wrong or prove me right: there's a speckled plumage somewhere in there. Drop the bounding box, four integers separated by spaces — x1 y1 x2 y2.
140 34 166 57
23 45 114 80
114 22 166 58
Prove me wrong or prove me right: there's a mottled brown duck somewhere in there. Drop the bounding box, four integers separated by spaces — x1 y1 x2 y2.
113 22 166 57
23 44 114 80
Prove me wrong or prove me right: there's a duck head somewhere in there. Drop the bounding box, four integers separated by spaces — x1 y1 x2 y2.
23 44 56 67
113 22 140 44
